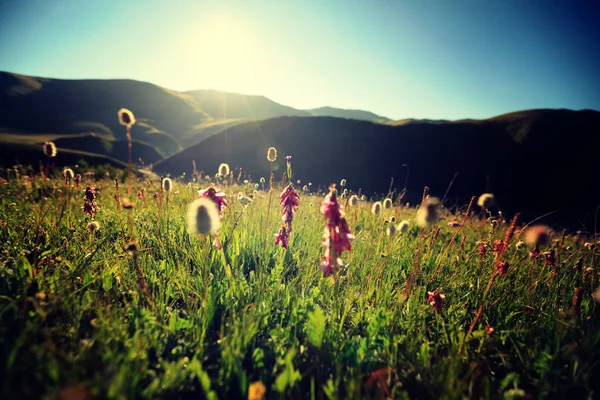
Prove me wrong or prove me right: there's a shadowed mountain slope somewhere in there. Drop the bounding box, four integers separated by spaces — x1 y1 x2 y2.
185 89 311 120
156 109 600 227
307 106 391 123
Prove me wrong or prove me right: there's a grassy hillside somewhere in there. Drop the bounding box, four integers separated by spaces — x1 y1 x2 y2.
156 110 600 228
0 172 598 398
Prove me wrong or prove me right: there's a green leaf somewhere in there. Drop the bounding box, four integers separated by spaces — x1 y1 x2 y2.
307 306 326 349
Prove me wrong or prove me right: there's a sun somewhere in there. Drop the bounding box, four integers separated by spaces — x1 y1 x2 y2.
184 12 266 91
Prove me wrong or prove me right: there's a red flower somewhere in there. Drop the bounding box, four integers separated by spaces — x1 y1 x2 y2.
428 290 445 313
198 187 227 218
82 185 98 218
275 226 289 249
496 261 509 276
319 189 354 277
280 184 300 232
493 240 504 254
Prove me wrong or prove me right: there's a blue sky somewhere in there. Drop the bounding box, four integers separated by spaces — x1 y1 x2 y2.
1 0 599 119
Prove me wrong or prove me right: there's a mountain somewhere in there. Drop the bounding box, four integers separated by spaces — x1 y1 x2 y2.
307 106 391 123
0 71 228 164
185 89 311 120
0 72 394 167
155 109 600 227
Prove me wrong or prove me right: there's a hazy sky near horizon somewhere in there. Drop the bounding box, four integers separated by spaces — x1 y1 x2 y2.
1 0 599 119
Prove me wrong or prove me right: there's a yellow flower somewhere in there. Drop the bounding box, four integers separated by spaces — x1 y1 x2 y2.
248 381 266 400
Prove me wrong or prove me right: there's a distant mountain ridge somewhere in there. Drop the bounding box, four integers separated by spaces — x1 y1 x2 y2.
2 71 600 227
155 109 600 227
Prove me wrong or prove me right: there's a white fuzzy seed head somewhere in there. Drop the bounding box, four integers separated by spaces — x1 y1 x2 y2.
187 198 221 235
398 220 410 233
162 178 173 192
372 201 382 215
477 193 495 209
43 141 57 157
349 195 359 206
117 108 136 127
218 163 230 177
267 147 277 162
383 198 392 209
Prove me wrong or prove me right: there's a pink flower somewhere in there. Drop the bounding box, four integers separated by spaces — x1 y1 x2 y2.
275 226 289 249
82 185 99 218
428 290 445 313
496 261 509 276
319 189 354 277
198 187 227 218
280 184 300 232
493 240 504 254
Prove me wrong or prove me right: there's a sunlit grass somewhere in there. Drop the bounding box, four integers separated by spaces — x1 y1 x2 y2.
0 165 598 399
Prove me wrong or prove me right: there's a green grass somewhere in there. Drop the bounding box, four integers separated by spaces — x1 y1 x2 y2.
0 167 598 399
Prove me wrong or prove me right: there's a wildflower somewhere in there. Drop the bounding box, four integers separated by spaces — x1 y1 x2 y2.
390 216 396 223
496 261 509 276
187 197 221 235
447 221 460 228
493 240 504 254
398 220 410 234
267 147 277 162
515 240 525 250
302 185 309 192
383 198 392 209
386 223 396 237
274 226 289 249
86 221 100 233
477 193 495 209
254 183 259 189
218 163 230 177
477 241 488 257
238 193 253 207
427 290 445 313
545 250 555 266
63 168 74 180
82 186 99 218
198 187 228 218
340 179 346 187
248 381 266 400
75 174 81 187
43 141 57 157
117 108 136 127
275 184 300 249
584 242 595 250
244 179 249 185
162 178 173 192
361 195 366 201
416 197 440 227
371 201 382 215
349 195 359 206
285 156 292 167
260 177 266 184
319 188 355 277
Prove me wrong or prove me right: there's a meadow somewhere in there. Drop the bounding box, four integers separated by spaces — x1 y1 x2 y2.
0 153 598 399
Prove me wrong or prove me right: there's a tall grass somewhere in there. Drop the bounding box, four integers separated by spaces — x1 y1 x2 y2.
0 167 598 399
